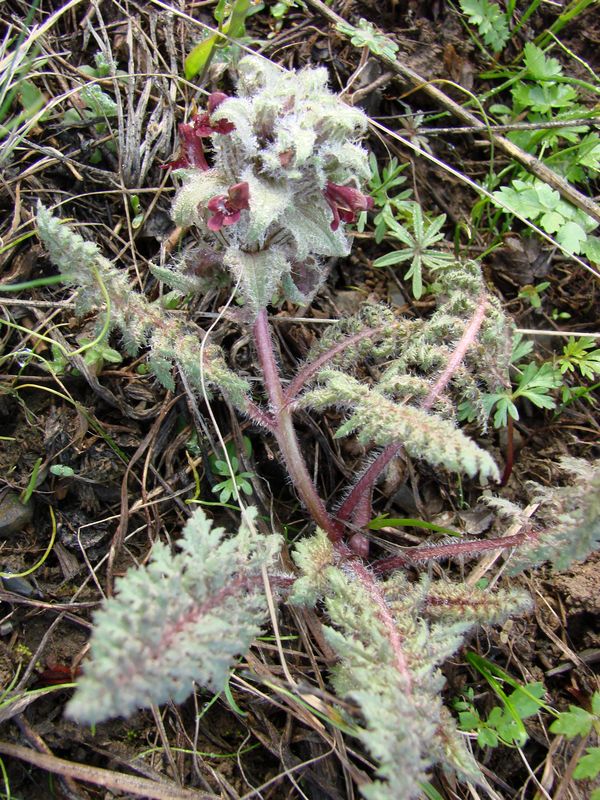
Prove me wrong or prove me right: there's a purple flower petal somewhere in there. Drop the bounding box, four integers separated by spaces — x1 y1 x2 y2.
178 123 209 170
222 209 241 226
207 194 228 213
208 92 229 113
206 183 250 231
228 181 250 210
161 156 189 170
193 112 235 137
325 195 341 231
323 181 374 230
207 211 226 232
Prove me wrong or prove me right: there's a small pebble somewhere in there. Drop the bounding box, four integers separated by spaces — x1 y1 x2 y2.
1 575 37 597
0 492 33 538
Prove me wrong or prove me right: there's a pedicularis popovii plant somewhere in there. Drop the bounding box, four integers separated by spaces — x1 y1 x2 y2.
36 56 600 800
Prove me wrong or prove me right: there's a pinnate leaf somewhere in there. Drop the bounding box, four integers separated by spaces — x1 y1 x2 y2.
67 507 281 724
335 18 399 59
514 361 560 409
459 0 509 51
303 371 499 482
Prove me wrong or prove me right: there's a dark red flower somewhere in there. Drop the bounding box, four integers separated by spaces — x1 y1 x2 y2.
162 96 234 169
193 112 235 137
206 181 250 232
208 92 229 113
324 181 374 231
193 95 234 136
162 122 209 170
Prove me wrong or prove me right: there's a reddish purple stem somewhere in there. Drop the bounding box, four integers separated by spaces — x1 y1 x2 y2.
253 309 343 541
373 531 532 576
249 302 502 697
339 299 488 526
284 324 388 404
337 444 401 523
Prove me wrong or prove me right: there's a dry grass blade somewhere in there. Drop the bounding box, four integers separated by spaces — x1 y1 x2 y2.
0 0 83 163
0 741 216 799
84 2 179 187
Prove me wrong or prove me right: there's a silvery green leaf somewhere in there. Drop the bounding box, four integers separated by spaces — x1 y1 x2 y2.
324 141 372 182
171 171 228 228
212 98 258 155
236 55 282 96
224 247 290 315
287 201 351 259
67 507 281 724
243 170 293 244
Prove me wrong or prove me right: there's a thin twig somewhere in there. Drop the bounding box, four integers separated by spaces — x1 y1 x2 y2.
0 741 212 800
515 327 600 338
414 117 600 135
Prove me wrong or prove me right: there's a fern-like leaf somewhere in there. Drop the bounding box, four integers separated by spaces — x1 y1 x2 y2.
498 458 600 574
291 530 529 798
303 303 404 369
67 507 281 724
302 370 499 482
36 205 251 409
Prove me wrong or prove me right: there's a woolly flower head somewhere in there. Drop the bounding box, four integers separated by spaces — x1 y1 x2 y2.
171 55 373 315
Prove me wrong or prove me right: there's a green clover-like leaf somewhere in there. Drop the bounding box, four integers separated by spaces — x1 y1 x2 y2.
336 19 399 59
574 747 600 780
550 705 594 739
